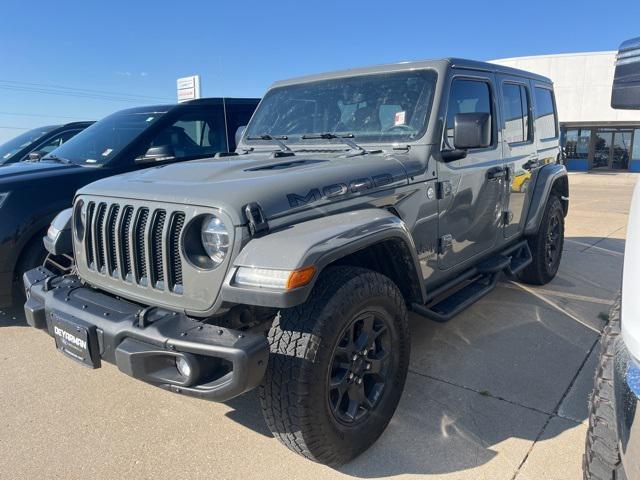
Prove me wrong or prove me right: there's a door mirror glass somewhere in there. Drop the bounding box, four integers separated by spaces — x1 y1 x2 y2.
137 144 176 163
453 113 492 149
235 126 246 148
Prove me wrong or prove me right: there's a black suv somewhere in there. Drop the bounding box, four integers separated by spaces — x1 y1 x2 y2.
0 121 93 165
0 97 259 306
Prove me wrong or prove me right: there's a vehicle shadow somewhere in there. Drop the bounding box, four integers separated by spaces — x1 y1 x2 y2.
220 236 621 476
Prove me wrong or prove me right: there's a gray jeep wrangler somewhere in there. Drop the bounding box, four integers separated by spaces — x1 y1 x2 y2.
24 58 568 466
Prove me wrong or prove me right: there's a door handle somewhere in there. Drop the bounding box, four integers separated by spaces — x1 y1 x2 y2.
523 158 540 171
487 167 507 180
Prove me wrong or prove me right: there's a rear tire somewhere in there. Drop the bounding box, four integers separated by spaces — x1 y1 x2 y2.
258 266 410 466
517 194 564 285
584 297 626 480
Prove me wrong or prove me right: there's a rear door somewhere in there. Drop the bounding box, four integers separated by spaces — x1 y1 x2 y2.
532 84 560 166
437 71 504 270
496 75 537 238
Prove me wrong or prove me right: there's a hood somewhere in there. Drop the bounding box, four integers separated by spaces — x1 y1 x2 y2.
78 151 409 225
0 161 80 182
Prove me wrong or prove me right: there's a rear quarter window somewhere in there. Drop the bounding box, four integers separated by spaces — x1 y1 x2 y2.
534 87 558 140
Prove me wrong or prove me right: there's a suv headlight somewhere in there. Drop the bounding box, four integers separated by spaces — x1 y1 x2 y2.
201 214 229 268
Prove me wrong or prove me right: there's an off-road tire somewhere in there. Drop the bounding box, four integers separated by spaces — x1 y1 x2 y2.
517 194 564 285
12 234 47 304
584 297 625 479
258 266 410 466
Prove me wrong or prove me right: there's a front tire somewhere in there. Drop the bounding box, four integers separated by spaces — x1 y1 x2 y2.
258 266 410 466
517 194 564 285
584 298 625 479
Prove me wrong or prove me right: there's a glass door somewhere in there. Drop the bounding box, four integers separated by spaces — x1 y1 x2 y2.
612 131 633 169
592 131 612 169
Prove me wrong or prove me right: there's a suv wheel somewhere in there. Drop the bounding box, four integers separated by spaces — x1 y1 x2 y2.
12 235 48 304
584 297 625 480
517 194 564 285
258 266 410 466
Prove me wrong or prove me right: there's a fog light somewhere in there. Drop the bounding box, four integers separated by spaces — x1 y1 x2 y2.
176 356 192 378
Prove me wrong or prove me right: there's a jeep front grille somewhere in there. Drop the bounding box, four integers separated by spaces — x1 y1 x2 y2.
83 201 186 293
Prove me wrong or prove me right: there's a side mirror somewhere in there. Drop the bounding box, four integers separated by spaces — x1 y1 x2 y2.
28 151 45 161
235 126 246 148
453 113 492 150
612 37 640 109
137 144 176 163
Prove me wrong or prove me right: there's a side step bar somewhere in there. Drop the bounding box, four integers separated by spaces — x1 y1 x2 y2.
411 240 532 323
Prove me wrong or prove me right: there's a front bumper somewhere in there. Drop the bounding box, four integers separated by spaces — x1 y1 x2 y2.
614 337 640 478
23 268 269 402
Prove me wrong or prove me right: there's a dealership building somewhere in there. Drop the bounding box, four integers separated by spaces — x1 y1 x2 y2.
492 52 640 172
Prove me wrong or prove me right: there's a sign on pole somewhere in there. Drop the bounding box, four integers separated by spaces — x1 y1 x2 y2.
177 75 201 103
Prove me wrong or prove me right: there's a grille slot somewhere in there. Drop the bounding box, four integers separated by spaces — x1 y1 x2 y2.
106 205 120 275
134 208 149 283
169 213 185 291
94 203 107 272
120 206 134 279
150 210 166 288
83 202 185 294
85 202 96 267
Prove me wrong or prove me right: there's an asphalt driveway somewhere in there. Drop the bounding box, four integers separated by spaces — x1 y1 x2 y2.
0 172 635 479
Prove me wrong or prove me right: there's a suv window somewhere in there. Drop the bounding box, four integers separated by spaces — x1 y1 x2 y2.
446 79 493 148
534 87 558 140
32 129 82 157
148 108 226 160
502 83 531 144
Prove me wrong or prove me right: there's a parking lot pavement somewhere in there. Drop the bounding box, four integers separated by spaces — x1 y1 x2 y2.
0 172 635 480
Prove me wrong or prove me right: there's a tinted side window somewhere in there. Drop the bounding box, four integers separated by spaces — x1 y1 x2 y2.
446 79 493 148
148 108 226 160
534 87 558 140
502 84 531 144
32 129 82 157
225 101 258 150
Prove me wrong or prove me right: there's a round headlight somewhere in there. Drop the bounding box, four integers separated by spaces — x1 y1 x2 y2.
201 215 229 268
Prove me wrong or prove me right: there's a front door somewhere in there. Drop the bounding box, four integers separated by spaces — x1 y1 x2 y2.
437 72 504 270
592 130 633 170
496 76 538 239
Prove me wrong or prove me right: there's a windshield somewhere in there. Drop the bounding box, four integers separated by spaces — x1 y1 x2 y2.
0 126 57 162
245 70 437 145
44 111 165 166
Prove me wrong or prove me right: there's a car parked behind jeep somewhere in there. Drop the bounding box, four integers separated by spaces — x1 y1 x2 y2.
24 58 567 466
0 97 259 306
0 121 93 165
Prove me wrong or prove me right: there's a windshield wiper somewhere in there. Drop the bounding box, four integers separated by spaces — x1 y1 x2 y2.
246 134 293 153
42 154 72 165
300 133 367 155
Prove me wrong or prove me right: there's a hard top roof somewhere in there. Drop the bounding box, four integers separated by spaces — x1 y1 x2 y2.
270 57 552 89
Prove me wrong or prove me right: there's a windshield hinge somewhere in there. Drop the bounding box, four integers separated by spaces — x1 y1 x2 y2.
244 202 269 237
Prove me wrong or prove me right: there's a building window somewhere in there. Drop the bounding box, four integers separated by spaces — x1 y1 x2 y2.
534 87 558 140
634 129 640 161
564 129 591 159
502 83 530 144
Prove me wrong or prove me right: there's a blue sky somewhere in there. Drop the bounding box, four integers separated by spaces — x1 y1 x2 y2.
0 0 639 142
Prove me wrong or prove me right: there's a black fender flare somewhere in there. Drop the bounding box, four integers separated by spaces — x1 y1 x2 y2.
523 164 568 236
221 209 426 308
